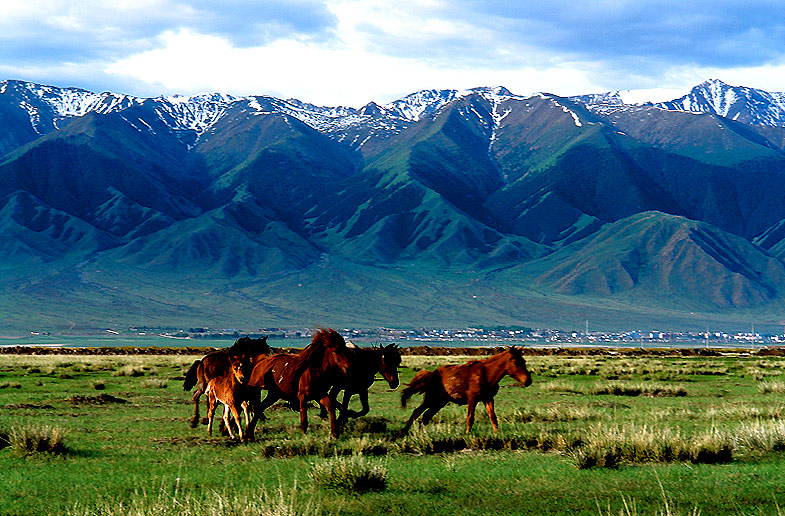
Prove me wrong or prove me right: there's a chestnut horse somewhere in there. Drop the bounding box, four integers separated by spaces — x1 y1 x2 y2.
320 344 401 426
400 347 532 434
206 353 250 440
244 329 353 439
183 336 270 428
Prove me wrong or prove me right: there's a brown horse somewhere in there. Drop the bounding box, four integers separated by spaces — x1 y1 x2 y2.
183 336 270 428
320 344 401 426
206 353 250 440
244 329 353 439
400 347 532 434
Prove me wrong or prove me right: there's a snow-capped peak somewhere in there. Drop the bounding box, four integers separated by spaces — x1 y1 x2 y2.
654 79 785 126
383 88 469 122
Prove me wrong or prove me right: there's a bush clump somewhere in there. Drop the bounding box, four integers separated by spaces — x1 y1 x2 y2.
8 424 67 455
310 454 388 493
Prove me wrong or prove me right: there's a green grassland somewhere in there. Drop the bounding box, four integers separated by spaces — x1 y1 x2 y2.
2 350 785 515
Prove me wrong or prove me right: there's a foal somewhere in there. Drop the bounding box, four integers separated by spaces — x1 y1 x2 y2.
400 347 532 435
183 336 270 428
205 353 250 440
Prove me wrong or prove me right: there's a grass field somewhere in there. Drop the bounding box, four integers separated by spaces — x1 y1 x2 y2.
2 349 785 515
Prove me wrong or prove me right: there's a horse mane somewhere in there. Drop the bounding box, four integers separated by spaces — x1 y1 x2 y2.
298 328 346 366
229 335 271 357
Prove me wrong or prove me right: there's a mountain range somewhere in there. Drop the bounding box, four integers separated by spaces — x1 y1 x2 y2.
3 78 785 333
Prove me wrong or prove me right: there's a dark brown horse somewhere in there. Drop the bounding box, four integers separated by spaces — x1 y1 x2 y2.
244 329 353 439
400 347 532 434
320 344 401 426
183 336 270 428
206 353 250 440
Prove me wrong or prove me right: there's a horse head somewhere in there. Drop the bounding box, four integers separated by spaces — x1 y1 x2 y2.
379 343 401 389
506 347 532 387
228 353 250 384
230 335 271 358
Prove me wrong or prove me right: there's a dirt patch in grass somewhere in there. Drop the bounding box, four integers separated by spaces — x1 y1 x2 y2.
3 403 55 410
68 394 128 405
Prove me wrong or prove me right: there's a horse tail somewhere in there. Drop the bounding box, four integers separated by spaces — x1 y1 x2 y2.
183 360 200 391
401 369 434 408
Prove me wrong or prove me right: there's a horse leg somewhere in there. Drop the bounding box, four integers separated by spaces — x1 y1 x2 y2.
319 386 339 419
241 401 250 427
318 395 340 438
190 388 203 428
400 400 430 436
298 395 309 435
245 389 275 442
484 399 499 432
342 389 369 421
465 398 478 433
228 400 244 441
206 391 217 436
222 404 236 439
335 390 355 428
421 400 447 425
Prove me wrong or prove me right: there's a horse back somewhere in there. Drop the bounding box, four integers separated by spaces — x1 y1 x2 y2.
438 361 487 404
247 353 302 397
202 351 231 379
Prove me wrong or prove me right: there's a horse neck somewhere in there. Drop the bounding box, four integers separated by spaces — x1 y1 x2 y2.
351 348 377 371
249 352 270 367
483 352 511 386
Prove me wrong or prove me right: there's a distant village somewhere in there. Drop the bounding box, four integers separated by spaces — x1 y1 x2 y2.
142 325 785 348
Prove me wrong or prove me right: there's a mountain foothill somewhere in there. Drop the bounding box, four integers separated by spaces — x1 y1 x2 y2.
2 78 785 332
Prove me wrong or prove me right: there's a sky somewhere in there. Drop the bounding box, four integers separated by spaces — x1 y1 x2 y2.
1 0 785 107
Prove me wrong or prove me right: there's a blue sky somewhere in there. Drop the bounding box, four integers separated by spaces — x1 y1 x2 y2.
2 0 785 107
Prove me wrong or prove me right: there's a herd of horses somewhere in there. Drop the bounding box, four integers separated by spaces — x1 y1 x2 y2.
182 328 533 440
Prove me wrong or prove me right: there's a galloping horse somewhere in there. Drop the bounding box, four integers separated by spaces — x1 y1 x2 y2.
244 329 353 439
205 352 250 440
183 336 271 428
320 343 401 426
400 347 532 434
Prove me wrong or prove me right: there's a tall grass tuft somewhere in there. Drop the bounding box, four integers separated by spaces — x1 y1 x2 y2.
8 424 67 455
734 420 785 452
572 424 731 469
758 380 785 394
595 480 702 516
589 382 687 397
310 453 388 493
68 478 318 516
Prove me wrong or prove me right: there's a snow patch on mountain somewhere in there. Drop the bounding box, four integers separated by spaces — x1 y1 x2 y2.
153 93 238 134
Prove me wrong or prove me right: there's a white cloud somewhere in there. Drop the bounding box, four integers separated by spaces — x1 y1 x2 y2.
7 0 785 104
104 25 610 105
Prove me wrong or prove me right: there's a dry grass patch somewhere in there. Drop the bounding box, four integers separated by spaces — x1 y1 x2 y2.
310 454 388 493
6 424 68 456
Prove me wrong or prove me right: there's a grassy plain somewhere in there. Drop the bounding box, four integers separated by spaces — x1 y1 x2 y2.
1 350 785 515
